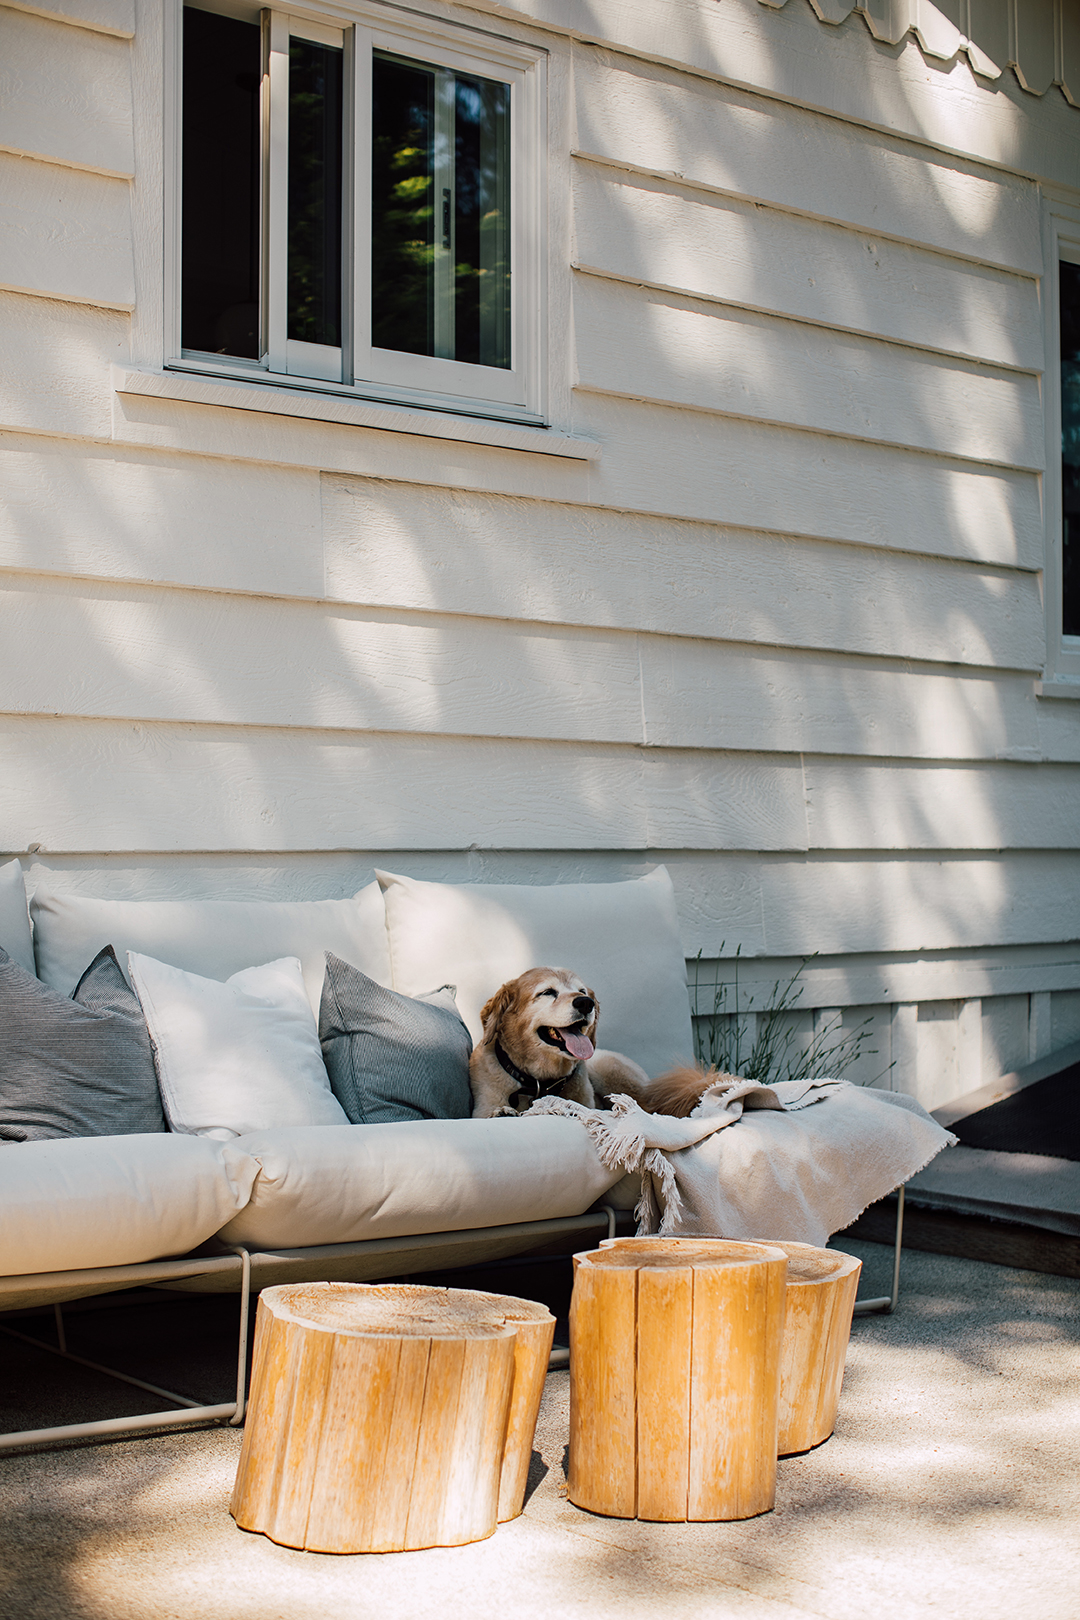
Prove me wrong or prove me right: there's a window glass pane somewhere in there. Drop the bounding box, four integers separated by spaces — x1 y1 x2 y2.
453 75 510 369
371 53 510 370
181 7 261 359
1061 261 1080 638
371 55 436 358
288 37 343 348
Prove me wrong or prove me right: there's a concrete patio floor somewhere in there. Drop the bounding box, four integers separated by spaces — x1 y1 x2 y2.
1 1238 1078 1620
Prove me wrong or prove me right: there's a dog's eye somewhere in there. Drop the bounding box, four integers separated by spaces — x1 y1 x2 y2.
536 987 558 999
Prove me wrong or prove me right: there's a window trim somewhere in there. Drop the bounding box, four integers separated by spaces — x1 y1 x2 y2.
1043 205 1080 692
166 0 548 427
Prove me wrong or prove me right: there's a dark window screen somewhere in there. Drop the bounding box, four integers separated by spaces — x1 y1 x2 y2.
287 38 343 348
371 56 435 358
181 7 261 359
1061 260 1080 639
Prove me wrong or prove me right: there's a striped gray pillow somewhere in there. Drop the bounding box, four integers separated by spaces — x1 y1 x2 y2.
318 952 472 1124
0 946 166 1141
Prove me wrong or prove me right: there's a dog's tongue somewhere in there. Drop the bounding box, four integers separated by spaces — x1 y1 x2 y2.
563 1031 595 1061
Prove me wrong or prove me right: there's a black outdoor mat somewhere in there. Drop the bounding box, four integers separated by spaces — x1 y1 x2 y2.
951 1060 1080 1162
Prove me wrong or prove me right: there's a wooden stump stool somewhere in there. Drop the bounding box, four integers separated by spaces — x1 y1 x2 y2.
759 1241 861 1454
231 1281 554 1553
569 1239 788 1522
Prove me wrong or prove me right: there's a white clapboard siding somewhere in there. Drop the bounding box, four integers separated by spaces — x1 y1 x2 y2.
0 152 134 307
684 951 1080 1016
0 578 645 744
637 636 1040 760
803 760 1080 850
0 8 134 176
0 293 124 440
0 574 1043 761
113 385 1044 570
0 717 808 853
663 849 1080 958
1037 698 1080 765
0 437 325 600
572 49 1042 273
576 395 1044 569
3 0 134 35
573 275 1043 469
471 0 1080 188
572 164 1043 372
322 478 1045 673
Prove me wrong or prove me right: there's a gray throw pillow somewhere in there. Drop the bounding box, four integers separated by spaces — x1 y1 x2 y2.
319 952 472 1124
0 945 166 1141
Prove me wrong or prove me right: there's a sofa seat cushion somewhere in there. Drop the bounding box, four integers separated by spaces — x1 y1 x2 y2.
376 866 694 1079
217 1117 623 1249
30 880 391 1012
0 1134 259 1277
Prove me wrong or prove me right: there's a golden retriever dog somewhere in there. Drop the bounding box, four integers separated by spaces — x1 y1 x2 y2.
469 967 652 1117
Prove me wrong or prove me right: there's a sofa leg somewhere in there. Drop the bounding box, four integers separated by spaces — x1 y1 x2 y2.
850 1184 905 1317
0 1246 253 1452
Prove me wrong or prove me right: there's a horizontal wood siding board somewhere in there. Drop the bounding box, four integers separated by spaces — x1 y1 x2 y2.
0 574 1043 759
0 717 808 853
0 8 134 177
464 0 1080 188
0 434 325 599
573 275 1044 469
803 760 1080 850
684 949 1080 1013
1037 698 1080 765
0 293 124 440
110 389 1044 570
3 1 135 36
571 165 1043 372
0 152 134 308
572 49 1042 273
322 478 1046 671
662 849 1080 958
635 637 1041 759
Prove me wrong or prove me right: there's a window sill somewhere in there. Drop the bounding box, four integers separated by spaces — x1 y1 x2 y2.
113 367 600 461
1035 678 1080 700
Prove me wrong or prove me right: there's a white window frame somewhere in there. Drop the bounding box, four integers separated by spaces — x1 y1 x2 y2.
1042 206 1080 690
167 0 547 426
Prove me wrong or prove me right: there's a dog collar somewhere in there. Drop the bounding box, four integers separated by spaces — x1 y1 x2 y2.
494 1039 579 1104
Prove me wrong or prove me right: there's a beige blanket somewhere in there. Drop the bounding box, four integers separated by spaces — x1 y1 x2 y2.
531 1079 956 1246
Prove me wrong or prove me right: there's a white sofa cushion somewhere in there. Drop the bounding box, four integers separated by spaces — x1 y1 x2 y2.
376 866 694 1079
0 858 33 975
30 880 391 1011
128 953 348 1140
0 1134 258 1276
218 1116 623 1248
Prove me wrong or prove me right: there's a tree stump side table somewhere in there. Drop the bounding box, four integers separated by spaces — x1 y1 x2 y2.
759 1241 861 1454
599 1236 862 1455
231 1281 554 1553
568 1240 788 1522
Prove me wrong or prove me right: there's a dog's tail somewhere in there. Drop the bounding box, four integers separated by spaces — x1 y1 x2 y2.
639 1063 741 1118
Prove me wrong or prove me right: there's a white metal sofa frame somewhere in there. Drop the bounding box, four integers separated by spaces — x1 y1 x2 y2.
0 1190 905 1453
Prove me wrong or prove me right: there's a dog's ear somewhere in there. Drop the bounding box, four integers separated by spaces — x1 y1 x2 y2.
479 979 517 1037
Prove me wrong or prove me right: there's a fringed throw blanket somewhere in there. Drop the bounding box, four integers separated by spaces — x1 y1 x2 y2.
531 1079 956 1246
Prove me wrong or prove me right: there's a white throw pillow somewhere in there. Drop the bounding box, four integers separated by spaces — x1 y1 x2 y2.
0 858 34 975
0 1133 258 1276
128 952 348 1139
376 866 694 1079
30 880 391 1010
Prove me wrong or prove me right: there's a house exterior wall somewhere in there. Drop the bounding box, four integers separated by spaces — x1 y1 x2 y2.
1 0 1078 1109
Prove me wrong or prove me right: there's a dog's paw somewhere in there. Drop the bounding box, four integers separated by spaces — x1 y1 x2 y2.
490 1104 524 1118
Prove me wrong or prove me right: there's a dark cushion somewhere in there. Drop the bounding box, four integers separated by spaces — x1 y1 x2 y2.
318 952 472 1124
0 945 166 1141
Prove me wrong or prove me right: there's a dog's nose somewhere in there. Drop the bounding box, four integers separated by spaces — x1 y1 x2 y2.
573 995 594 1016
